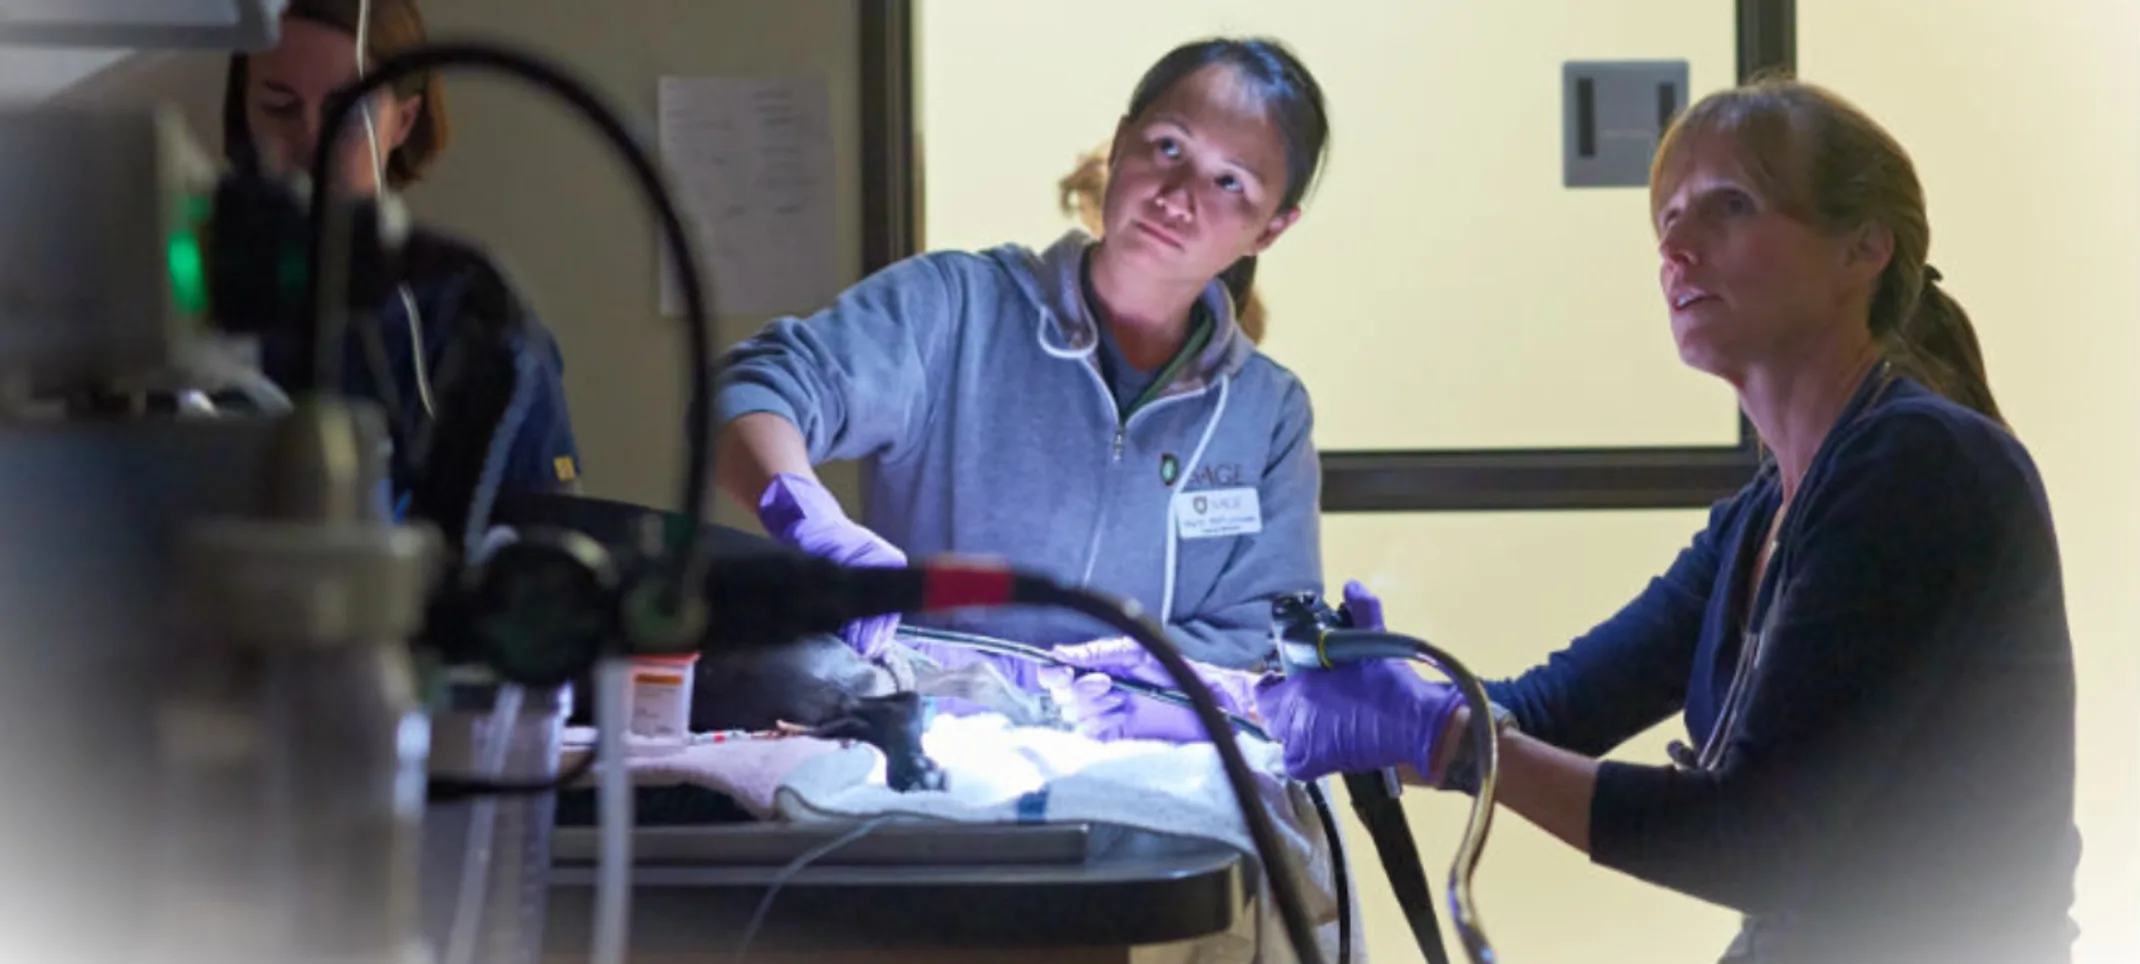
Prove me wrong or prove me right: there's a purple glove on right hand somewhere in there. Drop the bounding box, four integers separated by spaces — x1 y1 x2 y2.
1036 638 1258 743
1252 580 1465 782
757 473 907 659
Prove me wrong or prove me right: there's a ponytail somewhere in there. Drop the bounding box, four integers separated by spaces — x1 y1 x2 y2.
1879 266 2006 427
1058 147 1108 236
1218 255 1267 344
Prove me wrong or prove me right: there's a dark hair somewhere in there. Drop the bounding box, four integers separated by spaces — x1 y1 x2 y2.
1651 74 2004 426
1121 37 1330 320
222 0 449 189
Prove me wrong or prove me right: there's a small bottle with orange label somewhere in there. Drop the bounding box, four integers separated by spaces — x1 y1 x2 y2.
625 654 699 745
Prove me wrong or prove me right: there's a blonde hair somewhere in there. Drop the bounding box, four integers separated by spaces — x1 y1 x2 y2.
1650 74 2002 426
1057 144 1270 345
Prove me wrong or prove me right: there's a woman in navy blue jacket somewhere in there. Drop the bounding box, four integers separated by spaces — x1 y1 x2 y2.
1255 78 2080 964
222 0 583 539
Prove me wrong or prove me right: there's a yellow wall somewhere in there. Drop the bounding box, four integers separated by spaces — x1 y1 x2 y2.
1796 3 2140 960
920 0 1743 452
920 0 2140 962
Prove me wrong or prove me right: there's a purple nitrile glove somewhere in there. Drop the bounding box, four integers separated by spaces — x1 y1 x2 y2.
1253 659 1465 782
1035 637 1259 743
1252 579 1464 781
909 642 1046 691
901 640 1052 719
756 473 907 659
1340 579 1385 631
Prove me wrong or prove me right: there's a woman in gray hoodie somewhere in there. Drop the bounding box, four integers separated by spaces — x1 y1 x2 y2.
712 37 1332 698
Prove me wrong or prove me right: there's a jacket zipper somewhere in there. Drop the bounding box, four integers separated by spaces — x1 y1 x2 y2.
1075 355 1217 584
1077 359 1123 583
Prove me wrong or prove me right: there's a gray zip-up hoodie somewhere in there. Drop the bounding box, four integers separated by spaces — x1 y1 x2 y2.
713 230 1323 669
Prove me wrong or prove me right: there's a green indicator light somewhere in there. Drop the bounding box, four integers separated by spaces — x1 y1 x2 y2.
169 193 214 318
168 232 209 317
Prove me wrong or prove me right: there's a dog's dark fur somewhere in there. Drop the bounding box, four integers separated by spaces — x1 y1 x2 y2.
687 630 891 729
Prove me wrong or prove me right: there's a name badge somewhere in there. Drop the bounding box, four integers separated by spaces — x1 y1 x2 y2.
1175 487 1262 540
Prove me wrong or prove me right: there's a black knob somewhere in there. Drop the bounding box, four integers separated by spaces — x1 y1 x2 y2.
460 528 619 687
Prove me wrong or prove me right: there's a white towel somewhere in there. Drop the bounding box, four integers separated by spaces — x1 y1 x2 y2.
770 713 1358 964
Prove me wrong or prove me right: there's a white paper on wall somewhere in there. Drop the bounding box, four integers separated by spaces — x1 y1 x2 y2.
657 74 838 318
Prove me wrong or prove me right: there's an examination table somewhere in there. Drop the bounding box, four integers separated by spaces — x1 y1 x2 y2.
541 819 1265 963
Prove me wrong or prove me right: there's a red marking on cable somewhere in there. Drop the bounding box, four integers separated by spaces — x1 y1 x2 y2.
921 560 1016 611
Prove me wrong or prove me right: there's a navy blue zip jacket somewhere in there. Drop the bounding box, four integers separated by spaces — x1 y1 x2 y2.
259 229 582 541
1487 370 2079 963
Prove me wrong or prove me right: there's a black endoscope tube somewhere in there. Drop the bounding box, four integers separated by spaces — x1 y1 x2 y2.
1299 630 1503 964
1345 769 1450 964
1427 637 1501 964
1307 779 1352 964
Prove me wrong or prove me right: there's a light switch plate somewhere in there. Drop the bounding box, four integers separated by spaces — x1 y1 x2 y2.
1564 60 1690 189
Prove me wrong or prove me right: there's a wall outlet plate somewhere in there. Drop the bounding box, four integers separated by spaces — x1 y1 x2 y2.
1564 60 1690 189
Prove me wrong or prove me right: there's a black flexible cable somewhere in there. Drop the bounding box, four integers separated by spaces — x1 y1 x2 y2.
1010 580 1328 964
1344 772 1450 964
1303 631 1504 964
1422 639 1501 964
306 40 717 564
1303 780 1352 964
